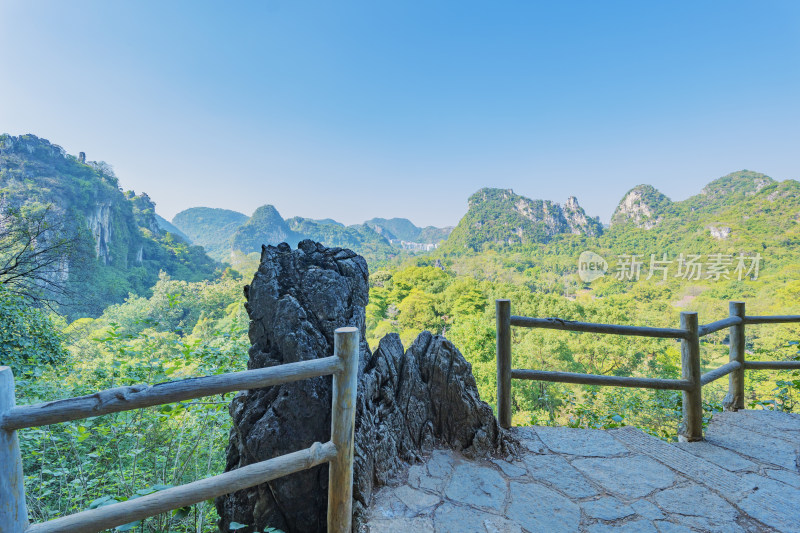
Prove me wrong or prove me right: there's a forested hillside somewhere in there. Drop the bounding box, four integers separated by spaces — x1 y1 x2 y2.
367 170 800 434
0 134 220 317
170 207 249 261
442 188 603 252
364 217 453 244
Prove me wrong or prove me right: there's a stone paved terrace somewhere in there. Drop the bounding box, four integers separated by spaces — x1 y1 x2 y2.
362 410 800 532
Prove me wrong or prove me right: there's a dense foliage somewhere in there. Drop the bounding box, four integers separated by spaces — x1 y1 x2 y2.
15 273 249 531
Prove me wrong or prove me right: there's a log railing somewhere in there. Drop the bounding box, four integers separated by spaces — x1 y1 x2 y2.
0 327 361 533
496 300 800 441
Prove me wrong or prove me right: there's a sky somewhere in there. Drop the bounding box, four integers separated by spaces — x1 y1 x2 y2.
1 1 799 227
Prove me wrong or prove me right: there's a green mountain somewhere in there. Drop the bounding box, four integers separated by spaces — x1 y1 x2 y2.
365 217 453 244
172 207 249 261
286 217 398 263
231 205 300 254
603 170 800 261
442 188 603 252
0 134 219 317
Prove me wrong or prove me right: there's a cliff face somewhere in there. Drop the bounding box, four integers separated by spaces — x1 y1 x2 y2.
0 133 218 316
443 188 603 251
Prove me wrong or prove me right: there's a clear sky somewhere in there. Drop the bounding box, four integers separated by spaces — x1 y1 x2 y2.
1 1 799 227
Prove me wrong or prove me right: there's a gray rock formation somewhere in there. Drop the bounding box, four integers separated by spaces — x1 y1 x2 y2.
217 240 370 533
352 331 513 528
217 241 511 532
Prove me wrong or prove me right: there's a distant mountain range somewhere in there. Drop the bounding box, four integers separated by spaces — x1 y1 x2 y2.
4 133 798 318
170 207 453 263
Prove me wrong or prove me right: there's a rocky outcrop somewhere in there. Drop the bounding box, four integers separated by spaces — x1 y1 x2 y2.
563 195 602 236
706 224 731 240
217 241 512 533
352 331 513 528
610 185 672 229
217 240 370 533
443 188 603 250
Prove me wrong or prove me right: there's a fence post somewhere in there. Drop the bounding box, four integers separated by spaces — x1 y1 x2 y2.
723 301 746 411
327 327 359 533
678 313 703 442
1 366 28 530
496 299 512 429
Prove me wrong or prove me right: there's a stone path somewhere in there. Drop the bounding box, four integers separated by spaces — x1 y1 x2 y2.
362 410 800 532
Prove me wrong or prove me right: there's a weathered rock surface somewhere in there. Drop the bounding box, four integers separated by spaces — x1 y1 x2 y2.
218 241 510 532
216 240 370 533
352 330 512 526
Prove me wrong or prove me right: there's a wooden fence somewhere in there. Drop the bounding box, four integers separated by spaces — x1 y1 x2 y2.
496 300 800 440
0 327 360 533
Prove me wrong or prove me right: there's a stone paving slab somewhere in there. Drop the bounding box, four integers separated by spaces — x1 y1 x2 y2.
706 418 800 470
674 440 758 472
611 425 755 498
363 410 800 533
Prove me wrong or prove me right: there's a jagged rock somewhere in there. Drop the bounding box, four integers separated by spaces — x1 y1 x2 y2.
352 331 513 529
216 240 371 533
218 241 512 533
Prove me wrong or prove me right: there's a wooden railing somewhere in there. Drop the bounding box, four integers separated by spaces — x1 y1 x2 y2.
0 327 360 533
495 300 800 441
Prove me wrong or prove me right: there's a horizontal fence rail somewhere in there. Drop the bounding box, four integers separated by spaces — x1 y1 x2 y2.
743 361 800 370
2 356 343 431
700 361 742 386
698 317 743 337
497 299 800 441
0 327 361 533
510 369 692 391
25 442 337 533
509 315 689 339
745 316 800 324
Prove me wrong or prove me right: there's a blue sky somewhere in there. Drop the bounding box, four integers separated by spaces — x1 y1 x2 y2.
1 1 799 226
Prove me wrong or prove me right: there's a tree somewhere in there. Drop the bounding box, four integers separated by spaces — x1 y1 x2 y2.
0 201 79 306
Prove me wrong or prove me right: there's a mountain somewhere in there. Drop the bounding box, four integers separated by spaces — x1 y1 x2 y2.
171 207 249 261
155 214 191 242
605 170 800 256
365 217 453 244
172 208 437 265
0 134 219 317
231 205 301 254
610 184 672 229
286 217 397 262
442 188 603 251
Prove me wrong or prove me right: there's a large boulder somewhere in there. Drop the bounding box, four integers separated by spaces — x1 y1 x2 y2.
217 241 513 532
